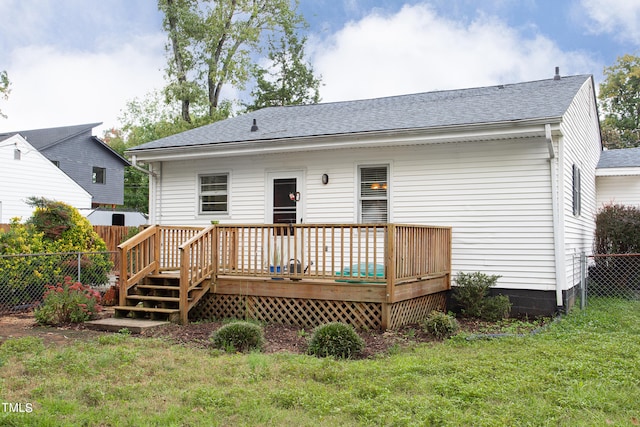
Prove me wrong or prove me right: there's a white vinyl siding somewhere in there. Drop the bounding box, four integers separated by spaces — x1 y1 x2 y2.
154 138 557 292
559 78 602 289
596 175 640 207
359 165 388 223
0 135 91 222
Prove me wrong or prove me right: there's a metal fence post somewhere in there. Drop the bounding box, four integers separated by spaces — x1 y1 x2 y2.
77 252 82 283
580 252 587 309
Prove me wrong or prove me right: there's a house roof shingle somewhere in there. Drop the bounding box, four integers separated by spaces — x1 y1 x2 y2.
0 122 130 166
597 147 640 169
131 74 593 152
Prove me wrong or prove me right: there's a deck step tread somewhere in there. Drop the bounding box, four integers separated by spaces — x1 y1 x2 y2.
114 306 180 314
126 295 181 302
136 284 180 290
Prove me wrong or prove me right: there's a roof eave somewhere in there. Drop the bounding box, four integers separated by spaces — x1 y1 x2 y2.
128 117 564 162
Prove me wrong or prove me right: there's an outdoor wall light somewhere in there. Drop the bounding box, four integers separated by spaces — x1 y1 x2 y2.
322 173 329 185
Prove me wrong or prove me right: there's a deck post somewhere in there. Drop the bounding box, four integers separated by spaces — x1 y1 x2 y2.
179 245 189 325
386 224 396 303
212 224 218 285
118 244 127 307
154 226 161 274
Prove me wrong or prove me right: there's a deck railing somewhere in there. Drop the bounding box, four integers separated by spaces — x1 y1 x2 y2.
215 223 452 285
119 224 451 308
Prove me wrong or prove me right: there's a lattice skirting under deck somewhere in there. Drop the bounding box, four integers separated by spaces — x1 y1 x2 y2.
190 292 447 330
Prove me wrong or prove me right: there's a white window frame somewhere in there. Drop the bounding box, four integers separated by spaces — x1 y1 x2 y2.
358 164 389 223
198 172 230 215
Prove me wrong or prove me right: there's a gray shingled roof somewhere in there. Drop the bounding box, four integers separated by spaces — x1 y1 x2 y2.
0 122 102 150
131 74 592 152
598 147 640 168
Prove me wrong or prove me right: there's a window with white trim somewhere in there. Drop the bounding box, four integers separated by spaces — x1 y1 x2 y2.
199 173 228 214
359 165 389 223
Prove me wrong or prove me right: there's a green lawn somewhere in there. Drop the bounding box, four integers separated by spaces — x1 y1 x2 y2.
1 298 639 426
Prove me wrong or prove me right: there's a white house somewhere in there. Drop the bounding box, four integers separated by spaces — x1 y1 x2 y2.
596 147 640 208
128 72 602 316
0 134 92 222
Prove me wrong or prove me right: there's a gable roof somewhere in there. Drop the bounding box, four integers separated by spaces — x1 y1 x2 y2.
597 147 640 169
131 74 593 153
0 122 130 166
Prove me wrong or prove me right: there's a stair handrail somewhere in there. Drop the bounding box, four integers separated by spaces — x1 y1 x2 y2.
117 225 159 306
178 224 217 324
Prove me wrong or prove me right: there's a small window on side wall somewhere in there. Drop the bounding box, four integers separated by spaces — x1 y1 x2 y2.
572 164 581 217
199 173 228 214
92 167 106 184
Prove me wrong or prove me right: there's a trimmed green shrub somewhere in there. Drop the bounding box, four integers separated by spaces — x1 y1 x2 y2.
422 310 459 339
34 276 103 325
307 322 364 359
452 272 511 321
210 321 264 353
480 294 512 322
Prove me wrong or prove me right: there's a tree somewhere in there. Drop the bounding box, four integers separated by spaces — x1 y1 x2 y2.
0 70 10 119
247 22 321 111
598 54 640 149
158 0 304 119
104 91 232 213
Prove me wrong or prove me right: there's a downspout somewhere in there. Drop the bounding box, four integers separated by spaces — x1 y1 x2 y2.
131 155 160 224
546 124 565 309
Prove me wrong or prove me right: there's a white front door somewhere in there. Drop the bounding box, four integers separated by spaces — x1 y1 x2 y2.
267 171 304 225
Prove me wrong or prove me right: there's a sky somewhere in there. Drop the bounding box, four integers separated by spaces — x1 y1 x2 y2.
0 0 639 136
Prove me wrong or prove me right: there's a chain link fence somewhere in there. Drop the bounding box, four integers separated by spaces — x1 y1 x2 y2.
0 251 119 315
582 253 640 308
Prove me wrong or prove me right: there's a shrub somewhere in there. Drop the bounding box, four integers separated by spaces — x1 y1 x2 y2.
594 203 640 254
480 294 512 322
307 322 364 359
34 276 102 325
422 311 459 339
452 272 511 321
0 199 113 308
210 321 264 353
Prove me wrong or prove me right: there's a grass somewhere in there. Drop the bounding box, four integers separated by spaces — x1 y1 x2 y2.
0 298 639 426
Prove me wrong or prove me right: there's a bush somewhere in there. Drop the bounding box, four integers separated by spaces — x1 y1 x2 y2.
34 276 102 325
422 311 459 339
595 203 640 254
480 295 512 322
307 322 364 359
210 321 264 353
452 272 511 321
0 199 113 308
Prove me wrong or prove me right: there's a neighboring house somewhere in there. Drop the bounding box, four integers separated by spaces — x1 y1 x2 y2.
0 123 130 208
128 73 602 316
596 147 640 208
78 208 148 227
0 133 92 222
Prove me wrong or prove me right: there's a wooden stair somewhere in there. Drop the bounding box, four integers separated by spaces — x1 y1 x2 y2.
114 273 208 323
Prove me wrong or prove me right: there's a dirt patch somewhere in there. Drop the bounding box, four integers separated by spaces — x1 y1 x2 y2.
0 311 549 358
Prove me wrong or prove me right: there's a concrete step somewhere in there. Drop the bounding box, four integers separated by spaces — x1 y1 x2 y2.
85 317 169 333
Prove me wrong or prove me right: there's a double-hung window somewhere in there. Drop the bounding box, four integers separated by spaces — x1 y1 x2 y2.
199 173 228 214
359 165 389 223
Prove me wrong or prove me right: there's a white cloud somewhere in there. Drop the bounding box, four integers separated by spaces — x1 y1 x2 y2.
0 34 166 135
312 3 598 102
579 0 640 45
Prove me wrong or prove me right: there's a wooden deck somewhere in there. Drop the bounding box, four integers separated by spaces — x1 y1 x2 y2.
117 224 452 329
